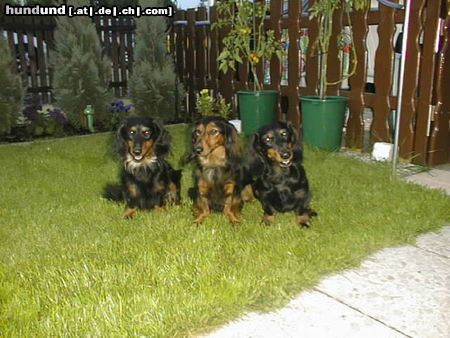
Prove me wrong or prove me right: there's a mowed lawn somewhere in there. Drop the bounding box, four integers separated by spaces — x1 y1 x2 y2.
0 124 449 337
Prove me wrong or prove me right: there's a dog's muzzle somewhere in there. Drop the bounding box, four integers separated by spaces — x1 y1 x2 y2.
131 144 143 161
279 151 292 167
194 146 204 155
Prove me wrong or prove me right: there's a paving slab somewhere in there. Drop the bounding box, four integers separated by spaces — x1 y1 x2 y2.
206 290 406 338
416 227 450 259
404 169 450 195
317 242 450 338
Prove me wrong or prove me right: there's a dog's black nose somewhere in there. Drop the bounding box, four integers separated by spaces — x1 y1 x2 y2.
194 146 203 155
281 152 290 160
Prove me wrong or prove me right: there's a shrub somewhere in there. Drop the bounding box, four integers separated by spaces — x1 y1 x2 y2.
129 0 184 123
51 1 112 131
0 36 24 135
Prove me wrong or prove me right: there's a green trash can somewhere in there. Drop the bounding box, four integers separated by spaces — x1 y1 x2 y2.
238 90 277 136
300 96 348 152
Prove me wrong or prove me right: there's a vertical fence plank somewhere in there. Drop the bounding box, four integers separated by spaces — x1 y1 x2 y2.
186 9 197 118
326 6 343 96
174 10 187 86
301 0 319 97
16 27 28 86
412 0 442 165
371 3 396 143
345 8 369 149
397 0 425 160
216 6 234 115
285 0 301 127
35 27 49 103
195 7 208 91
269 0 282 119
428 10 450 165
208 6 219 96
110 18 120 97
26 24 37 91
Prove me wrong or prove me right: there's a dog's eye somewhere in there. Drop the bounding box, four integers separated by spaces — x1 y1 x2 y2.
209 129 219 136
194 129 201 136
129 130 135 135
265 136 273 143
142 130 151 137
280 130 287 137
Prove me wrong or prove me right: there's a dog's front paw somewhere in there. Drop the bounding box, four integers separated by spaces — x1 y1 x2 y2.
226 212 241 225
193 212 208 224
297 209 317 227
123 208 137 219
261 214 275 226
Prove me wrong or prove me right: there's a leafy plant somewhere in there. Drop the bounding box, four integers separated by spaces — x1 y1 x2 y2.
196 89 232 119
309 0 369 99
213 0 284 91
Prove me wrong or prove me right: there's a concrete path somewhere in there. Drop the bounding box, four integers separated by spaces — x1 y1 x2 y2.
205 165 450 338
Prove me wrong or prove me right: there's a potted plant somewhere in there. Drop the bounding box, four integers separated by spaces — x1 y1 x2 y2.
213 0 284 136
300 0 368 151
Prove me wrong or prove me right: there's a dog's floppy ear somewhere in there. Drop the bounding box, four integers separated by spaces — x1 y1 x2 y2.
115 119 129 157
286 121 303 163
182 122 199 164
248 131 265 176
153 118 171 158
286 121 298 144
224 121 242 161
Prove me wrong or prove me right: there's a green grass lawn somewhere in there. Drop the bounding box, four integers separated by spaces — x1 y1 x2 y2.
1 125 449 337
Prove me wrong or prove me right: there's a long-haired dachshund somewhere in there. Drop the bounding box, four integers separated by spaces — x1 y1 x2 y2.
104 116 181 218
185 116 251 224
249 121 316 227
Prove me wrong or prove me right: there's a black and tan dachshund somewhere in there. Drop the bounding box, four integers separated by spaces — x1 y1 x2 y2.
185 116 252 224
249 121 316 227
104 116 181 219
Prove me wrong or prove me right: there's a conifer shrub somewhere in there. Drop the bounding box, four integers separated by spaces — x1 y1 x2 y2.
129 0 184 123
0 36 24 135
51 8 112 131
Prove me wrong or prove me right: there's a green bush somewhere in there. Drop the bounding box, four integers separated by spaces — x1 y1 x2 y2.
51 3 112 131
0 36 24 135
129 0 184 122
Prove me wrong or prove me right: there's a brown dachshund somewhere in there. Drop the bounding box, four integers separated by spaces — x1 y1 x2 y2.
186 116 251 224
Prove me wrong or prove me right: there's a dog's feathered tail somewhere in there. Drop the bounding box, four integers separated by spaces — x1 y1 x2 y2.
103 184 124 201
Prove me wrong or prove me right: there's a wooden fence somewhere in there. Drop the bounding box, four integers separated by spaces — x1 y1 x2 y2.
0 15 134 101
171 1 450 166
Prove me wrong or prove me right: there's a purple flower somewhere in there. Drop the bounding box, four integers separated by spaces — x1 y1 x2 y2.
23 94 42 121
111 99 132 114
48 108 68 126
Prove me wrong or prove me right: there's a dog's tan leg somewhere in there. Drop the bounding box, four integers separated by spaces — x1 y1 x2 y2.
223 181 240 224
193 179 210 224
241 184 254 202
